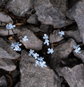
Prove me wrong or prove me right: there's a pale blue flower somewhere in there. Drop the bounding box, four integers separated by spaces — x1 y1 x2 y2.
47 48 54 54
22 36 28 42
58 31 65 37
74 47 81 53
38 57 44 62
6 23 16 29
73 44 80 49
43 34 48 40
35 60 40 66
44 39 49 46
39 61 47 68
13 45 21 51
29 49 34 56
33 53 39 59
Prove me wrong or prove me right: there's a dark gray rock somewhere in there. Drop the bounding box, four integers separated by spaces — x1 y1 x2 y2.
20 50 61 87
57 64 84 87
5 0 34 16
0 37 20 59
68 0 84 43
51 38 76 68
0 58 16 71
27 14 38 24
50 30 64 43
0 76 7 87
73 50 84 63
0 12 13 23
15 82 20 87
19 28 43 50
0 0 5 7
65 30 82 43
35 0 73 28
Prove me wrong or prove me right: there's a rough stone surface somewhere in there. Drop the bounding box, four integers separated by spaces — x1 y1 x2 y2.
57 64 84 87
35 0 73 28
50 30 64 43
20 50 61 87
0 12 13 23
27 14 38 24
68 0 84 43
73 50 84 63
51 38 76 68
0 0 5 7
5 0 34 16
0 58 16 71
0 76 7 87
19 28 43 50
0 37 20 59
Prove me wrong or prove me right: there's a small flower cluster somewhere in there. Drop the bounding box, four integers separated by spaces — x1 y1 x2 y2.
58 31 65 37
73 44 81 53
29 49 47 68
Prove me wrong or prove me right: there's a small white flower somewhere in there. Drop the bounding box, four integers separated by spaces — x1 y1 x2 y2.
44 39 49 46
14 45 21 51
22 36 28 42
33 53 39 59
74 47 81 53
29 49 34 56
58 31 65 37
43 34 48 40
35 60 40 66
38 57 44 62
47 48 54 54
39 61 47 68
6 23 16 29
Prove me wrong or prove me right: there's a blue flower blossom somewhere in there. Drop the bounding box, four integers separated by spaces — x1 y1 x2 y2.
58 31 65 37
43 34 48 40
13 45 21 51
74 47 81 53
29 49 34 56
39 61 47 68
47 48 54 54
33 53 39 59
6 23 16 29
44 39 49 46
22 36 28 42
38 57 44 62
35 60 40 66
73 44 80 49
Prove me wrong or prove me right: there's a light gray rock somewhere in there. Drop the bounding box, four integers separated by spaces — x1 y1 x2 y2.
50 30 64 43
5 0 34 16
73 50 84 63
35 0 73 28
57 64 84 87
27 14 38 24
19 28 43 50
20 50 61 87
68 0 84 43
0 58 16 71
0 37 20 59
0 12 13 23
0 76 7 87
51 38 76 68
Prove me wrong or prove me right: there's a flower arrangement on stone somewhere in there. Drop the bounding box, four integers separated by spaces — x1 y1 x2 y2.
73 44 81 53
58 31 65 37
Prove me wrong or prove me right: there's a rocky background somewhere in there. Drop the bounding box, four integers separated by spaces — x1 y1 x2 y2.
0 0 84 87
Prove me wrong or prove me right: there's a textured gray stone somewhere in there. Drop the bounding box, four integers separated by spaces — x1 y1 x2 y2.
57 64 84 87
68 0 84 43
5 0 34 16
50 30 64 43
35 0 73 28
20 50 61 87
51 38 76 68
0 12 13 23
0 37 20 59
19 28 43 50
0 0 5 7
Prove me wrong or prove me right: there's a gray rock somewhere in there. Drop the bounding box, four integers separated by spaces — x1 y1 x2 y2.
35 0 73 28
27 14 38 24
57 64 84 87
65 30 82 43
51 38 76 68
0 37 20 59
0 58 16 71
20 50 61 87
5 0 34 16
68 0 84 43
0 76 7 87
15 82 20 87
50 30 64 43
0 12 13 23
19 28 43 50
0 0 5 7
73 50 84 63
